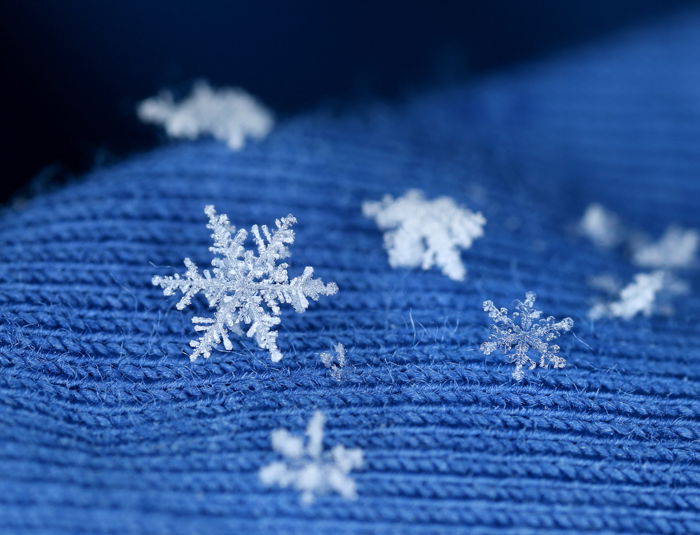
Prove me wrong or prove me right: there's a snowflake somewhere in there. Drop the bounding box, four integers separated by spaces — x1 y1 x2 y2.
137 81 273 150
259 411 363 504
152 205 338 362
480 292 574 381
577 203 624 249
362 190 486 281
589 271 689 320
320 343 346 380
631 226 698 269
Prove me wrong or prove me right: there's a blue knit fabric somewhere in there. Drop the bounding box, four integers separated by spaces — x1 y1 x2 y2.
2 12 700 535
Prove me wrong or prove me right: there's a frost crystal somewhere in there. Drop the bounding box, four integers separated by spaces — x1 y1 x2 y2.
320 343 346 380
631 226 699 269
362 189 486 281
152 205 338 362
480 292 574 381
589 271 689 320
578 203 624 249
259 411 363 504
137 81 273 150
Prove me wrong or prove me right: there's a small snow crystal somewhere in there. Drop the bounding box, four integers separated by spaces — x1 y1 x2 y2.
362 189 486 281
481 292 573 381
578 203 624 249
259 411 363 504
320 343 346 380
631 226 699 269
153 206 338 362
138 81 273 150
589 271 689 320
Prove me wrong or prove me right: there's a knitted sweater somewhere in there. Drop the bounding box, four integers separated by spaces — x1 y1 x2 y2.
1 11 699 535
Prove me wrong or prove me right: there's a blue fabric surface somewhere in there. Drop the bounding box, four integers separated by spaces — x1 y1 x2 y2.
2 11 700 535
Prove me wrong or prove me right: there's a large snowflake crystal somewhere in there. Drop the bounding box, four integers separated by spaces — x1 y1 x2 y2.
259 411 363 504
362 189 486 281
480 292 574 381
153 205 338 362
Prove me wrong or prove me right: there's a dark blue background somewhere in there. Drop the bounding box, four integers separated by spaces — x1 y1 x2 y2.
2 0 697 200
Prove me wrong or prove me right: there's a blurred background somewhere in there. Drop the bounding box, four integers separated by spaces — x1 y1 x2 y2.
2 0 697 203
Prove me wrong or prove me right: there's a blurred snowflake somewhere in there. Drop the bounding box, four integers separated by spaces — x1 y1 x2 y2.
363 189 486 281
589 270 689 320
631 226 698 269
259 411 363 504
138 81 273 149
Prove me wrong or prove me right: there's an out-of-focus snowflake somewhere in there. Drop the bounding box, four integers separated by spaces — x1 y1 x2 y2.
320 343 346 380
259 411 363 504
153 205 338 362
362 189 486 281
137 81 273 150
481 292 574 381
631 226 699 269
589 270 689 320
577 203 624 249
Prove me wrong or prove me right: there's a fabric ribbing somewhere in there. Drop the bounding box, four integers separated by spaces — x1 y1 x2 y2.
1 10 699 535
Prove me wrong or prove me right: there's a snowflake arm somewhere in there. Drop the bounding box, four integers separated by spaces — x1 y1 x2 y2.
137 81 273 150
153 206 338 362
363 189 486 281
480 292 573 380
259 411 363 504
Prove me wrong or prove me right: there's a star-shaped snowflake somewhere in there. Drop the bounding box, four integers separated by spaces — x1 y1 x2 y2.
362 189 486 281
480 292 573 380
153 205 338 362
259 411 363 504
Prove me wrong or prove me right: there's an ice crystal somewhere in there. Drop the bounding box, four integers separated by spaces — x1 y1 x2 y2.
480 292 574 381
578 203 624 249
137 81 273 150
362 189 486 281
320 343 346 380
589 271 689 320
152 205 338 362
259 411 363 504
631 226 699 269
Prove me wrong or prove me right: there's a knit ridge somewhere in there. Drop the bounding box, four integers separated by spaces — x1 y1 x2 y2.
1 10 700 535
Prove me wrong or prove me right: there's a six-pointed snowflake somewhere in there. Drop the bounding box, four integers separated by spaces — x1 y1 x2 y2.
481 292 574 380
259 411 363 504
153 205 338 362
320 343 346 380
362 189 486 281
137 81 273 150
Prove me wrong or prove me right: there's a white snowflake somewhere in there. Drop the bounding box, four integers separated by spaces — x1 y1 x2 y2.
137 81 273 150
362 189 486 281
577 203 624 249
589 271 689 320
320 343 346 380
480 292 574 381
259 411 363 504
152 205 338 362
631 226 699 269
